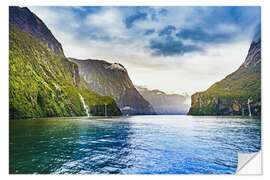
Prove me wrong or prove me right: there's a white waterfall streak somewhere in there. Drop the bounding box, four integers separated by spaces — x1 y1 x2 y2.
79 94 90 117
105 104 107 117
247 99 252 117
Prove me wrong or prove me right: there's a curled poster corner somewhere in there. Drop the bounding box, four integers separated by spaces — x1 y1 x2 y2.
236 151 262 175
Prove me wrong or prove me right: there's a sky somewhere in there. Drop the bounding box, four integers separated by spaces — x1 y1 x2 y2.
29 6 261 95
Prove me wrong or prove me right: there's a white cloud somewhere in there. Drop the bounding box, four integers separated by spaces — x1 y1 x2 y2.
27 6 257 95
84 8 126 37
128 40 250 95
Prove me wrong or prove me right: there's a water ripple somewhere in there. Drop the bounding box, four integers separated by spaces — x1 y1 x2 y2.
9 116 261 174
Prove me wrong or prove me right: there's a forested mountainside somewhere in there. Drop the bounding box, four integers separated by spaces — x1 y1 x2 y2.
9 7 121 119
10 6 64 56
188 35 261 116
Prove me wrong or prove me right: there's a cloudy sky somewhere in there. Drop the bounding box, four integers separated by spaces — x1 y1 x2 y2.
29 6 261 95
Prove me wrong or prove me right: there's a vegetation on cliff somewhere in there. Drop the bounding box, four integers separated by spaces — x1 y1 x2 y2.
9 6 65 56
188 37 261 116
9 24 121 119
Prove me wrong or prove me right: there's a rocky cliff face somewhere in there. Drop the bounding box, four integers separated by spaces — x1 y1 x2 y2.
9 7 121 119
136 86 190 115
188 35 261 116
69 58 156 115
9 6 65 56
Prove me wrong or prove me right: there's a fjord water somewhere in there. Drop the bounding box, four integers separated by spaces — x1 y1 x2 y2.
9 116 261 174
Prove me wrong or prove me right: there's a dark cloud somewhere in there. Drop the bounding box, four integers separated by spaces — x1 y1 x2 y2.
158 8 168 16
144 29 155 35
149 36 203 56
203 6 260 28
124 11 148 29
176 28 234 44
123 7 169 28
38 6 260 58
159 25 176 36
133 7 168 21
147 7 261 57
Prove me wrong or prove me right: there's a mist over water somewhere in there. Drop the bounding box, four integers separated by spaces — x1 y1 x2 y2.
9 116 261 174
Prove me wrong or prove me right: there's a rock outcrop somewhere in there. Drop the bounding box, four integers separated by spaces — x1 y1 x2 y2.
69 58 156 115
188 33 261 116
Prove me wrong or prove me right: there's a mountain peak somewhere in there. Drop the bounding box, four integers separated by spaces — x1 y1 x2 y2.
243 35 261 68
9 6 65 56
188 29 261 116
106 63 127 72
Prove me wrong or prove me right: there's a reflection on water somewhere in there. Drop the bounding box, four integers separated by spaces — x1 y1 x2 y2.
9 116 261 174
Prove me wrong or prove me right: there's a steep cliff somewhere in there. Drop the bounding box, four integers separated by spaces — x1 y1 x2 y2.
9 7 121 119
9 6 65 56
188 35 261 116
69 58 156 115
136 86 190 115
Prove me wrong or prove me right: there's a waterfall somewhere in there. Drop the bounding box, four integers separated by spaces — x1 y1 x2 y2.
79 94 90 117
105 104 107 117
247 98 252 117
72 66 77 87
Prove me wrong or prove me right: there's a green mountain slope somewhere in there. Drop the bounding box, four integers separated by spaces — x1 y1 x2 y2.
9 24 121 119
188 36 261 116
9 6 64 56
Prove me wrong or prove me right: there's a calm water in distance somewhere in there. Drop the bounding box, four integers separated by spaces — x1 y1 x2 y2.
9 115 261 174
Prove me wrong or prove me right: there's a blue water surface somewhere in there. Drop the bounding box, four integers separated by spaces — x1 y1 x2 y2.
9 115 261 174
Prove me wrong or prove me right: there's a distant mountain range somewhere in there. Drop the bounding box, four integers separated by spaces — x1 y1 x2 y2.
136 86 190 115
188 33 261 116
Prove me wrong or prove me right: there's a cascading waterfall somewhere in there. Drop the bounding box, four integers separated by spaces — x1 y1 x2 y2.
247 98 252 117
105 104 107 117
79 94 90 117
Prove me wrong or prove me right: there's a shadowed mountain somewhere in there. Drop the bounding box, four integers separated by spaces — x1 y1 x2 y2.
69 58 156 115
188 33 261 116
